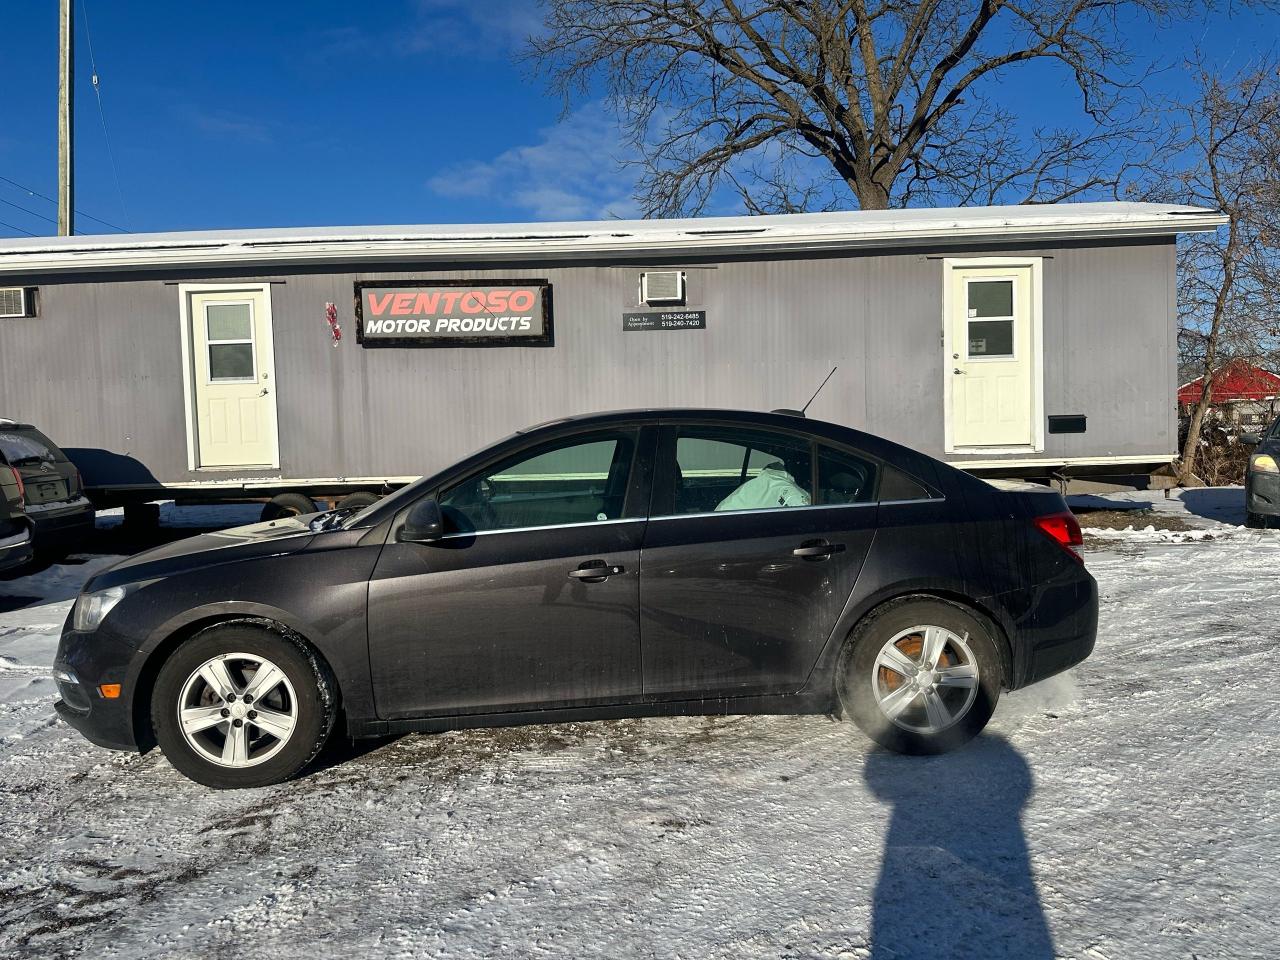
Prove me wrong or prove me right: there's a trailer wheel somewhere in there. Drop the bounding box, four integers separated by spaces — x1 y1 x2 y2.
261 493 318 522
336 492 379 511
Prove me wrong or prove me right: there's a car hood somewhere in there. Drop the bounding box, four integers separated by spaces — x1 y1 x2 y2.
86 516 317 590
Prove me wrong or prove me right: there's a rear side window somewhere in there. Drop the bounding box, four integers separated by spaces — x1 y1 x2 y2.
816 445 877 504
879 465 933 502
660 426 813 515
0 429 61 466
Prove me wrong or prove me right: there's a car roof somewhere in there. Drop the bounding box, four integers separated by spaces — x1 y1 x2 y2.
520 407 828 432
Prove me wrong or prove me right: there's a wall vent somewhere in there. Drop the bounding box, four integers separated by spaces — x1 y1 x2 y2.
0 287 29 318
640 270 686 305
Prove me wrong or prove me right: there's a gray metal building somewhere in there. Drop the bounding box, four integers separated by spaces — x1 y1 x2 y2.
0 202 1225 506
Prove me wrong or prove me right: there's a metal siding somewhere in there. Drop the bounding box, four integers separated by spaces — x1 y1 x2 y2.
0 239 1176 489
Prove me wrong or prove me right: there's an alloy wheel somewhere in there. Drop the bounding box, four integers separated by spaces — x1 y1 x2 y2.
177 652 298 768
869 625 980 735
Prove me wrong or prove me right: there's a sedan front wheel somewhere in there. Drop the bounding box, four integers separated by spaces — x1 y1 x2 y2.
152 622 337 788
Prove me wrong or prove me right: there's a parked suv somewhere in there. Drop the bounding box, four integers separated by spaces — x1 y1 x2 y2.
0 450 33 573
0 419 95 555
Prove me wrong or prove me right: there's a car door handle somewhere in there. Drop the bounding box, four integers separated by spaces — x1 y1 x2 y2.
567 560 624 581
792 540 845 560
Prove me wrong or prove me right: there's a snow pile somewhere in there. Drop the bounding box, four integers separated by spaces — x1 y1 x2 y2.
1081 524 1223 542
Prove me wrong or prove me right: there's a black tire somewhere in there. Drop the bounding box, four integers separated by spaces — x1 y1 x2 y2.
1246 510 1266 529
336 492 379 511
261 492 317 522
151 622 337 788
838 597 1002 755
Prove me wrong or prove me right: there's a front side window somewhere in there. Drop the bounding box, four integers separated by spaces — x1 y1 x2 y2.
660 427 813 516
439 431 637 533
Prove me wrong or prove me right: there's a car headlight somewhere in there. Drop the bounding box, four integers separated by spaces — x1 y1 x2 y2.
73 586 128 632
1251 454 1279 474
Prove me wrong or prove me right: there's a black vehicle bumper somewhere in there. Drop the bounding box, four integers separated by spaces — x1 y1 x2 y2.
0 526 33 573
1247 471 1280 517
53 622 140 752
1006 563 1099 689
26 496 95 547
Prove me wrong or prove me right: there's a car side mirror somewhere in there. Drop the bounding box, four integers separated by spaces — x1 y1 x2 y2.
1240 432 1262 446
398 498 445 544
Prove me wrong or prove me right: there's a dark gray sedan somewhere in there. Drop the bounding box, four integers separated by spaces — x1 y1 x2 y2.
54 409 1097 788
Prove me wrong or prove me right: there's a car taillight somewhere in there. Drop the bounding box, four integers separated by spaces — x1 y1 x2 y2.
1033 511 1084 562
74 467 82 493
9 467 22 499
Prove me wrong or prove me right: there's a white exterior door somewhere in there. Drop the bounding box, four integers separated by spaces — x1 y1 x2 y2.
186 288 279 468
948 265 1037 450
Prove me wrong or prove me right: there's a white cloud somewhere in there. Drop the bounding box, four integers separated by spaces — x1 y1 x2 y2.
428 102 640 221
402 0 543 54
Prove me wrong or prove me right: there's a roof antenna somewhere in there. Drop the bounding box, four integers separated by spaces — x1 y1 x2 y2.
773 366 838 418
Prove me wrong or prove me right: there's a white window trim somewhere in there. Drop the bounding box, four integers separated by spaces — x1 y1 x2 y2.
203 298 259 384
177 282 281 472
942 257 1045 456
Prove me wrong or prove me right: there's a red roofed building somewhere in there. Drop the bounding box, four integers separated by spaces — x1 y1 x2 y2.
1179 360 1280 430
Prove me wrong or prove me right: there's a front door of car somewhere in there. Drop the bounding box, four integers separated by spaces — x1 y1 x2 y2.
367 427 651 719
640 424 878 699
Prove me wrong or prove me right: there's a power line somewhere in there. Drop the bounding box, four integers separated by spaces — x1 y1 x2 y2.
0 218 37 238
0 195 56 225
79 0 130 230
0 173 126 233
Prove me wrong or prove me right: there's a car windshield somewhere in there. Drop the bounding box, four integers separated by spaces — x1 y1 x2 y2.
0 430 58 466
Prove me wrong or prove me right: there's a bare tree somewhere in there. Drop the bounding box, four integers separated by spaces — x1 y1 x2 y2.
1166 60 1280 484
526 0 1243 216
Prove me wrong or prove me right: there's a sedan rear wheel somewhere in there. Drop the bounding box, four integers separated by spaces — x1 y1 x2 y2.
840 598 1001 754
153 623 336 788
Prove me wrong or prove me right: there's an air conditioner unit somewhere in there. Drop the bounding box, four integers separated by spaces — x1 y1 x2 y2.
640 270 686 305
0 287 29 319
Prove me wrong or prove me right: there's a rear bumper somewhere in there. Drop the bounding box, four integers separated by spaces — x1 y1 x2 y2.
25 496 95 545
1005 563 1099 689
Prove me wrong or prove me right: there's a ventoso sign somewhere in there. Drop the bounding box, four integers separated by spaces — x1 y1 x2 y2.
355 280 553 347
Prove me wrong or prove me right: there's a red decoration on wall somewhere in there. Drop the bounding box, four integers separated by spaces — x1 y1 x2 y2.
325 302 342 346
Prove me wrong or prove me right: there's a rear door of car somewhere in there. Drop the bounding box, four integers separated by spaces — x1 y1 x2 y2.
638 421 879 699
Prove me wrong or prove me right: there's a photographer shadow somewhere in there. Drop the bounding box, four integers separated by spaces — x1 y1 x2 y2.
863 734 1054 960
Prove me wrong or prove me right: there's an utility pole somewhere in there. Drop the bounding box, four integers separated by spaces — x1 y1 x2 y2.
57 0 74 236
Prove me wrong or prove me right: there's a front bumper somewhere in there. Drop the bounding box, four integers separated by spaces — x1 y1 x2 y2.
53 619 140 752
1247 471 1280 517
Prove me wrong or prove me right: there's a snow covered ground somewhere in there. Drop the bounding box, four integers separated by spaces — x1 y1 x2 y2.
1 492 1277 959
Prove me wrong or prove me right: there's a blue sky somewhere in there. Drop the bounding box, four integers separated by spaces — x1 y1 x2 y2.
0 1 1276 238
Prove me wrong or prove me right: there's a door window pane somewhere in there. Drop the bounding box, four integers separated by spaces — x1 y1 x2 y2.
664 427 812 515
208 342 255 380
967 319 1014 357
967 280 1013 318
816 445 878 504
440 432 636 533
206 303 253 341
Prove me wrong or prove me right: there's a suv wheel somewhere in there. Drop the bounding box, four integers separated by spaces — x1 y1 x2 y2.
839 598 1002 755
152 622 336 788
